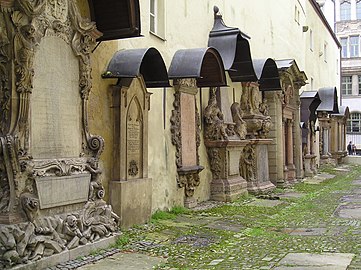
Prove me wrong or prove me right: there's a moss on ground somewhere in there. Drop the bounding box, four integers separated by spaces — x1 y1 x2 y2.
112 165 361 269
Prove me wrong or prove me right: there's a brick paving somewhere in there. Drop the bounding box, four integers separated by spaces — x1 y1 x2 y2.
47 165 361 269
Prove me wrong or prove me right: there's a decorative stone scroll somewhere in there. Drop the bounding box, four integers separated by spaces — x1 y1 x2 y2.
170 78 203 208
0 0 118 267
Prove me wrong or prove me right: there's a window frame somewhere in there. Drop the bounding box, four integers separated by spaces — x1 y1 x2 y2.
347 112 361 134
340 1 351 21
341 75 352 95
357 0 361 19
350 36 359 58
341 37 348 58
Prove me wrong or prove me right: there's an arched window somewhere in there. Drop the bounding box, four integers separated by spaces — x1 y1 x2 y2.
347 112 361 133
340 1 351 21
357 0 361 19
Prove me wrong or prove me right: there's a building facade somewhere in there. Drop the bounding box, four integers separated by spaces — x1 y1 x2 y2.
330 0 361 149
0 0 344 267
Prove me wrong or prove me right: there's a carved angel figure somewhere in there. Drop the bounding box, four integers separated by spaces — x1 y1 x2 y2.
204 87 228 140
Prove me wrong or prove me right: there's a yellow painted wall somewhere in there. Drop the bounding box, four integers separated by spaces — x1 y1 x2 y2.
85 0 340 211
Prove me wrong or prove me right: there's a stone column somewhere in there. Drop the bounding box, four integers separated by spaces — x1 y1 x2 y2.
287 119 294 166
283 119 288 174
293 100 303 180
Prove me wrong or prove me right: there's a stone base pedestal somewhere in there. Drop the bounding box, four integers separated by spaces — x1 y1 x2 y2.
110 178 152 229
247 139 276 194
184 196 197 208
206 140 249 202
211 176 248 202
320 154 337 166
304 154 316 177
285 165 297 184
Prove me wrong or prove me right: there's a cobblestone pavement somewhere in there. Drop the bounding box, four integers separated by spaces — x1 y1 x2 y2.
49 164 361 269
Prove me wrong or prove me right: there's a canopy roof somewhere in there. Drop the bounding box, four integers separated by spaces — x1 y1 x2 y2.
168 47 227 87
88 0 141 41
300 91 321 124
103 47 169 88
208 6 257 82
316 87 339 114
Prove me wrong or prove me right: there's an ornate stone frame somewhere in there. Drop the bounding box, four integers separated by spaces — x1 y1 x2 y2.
0 0 104 221
170 78 203 205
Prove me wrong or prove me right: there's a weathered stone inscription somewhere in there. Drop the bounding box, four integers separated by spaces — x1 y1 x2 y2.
31 36 81 159
180 93 197 166
35 174 91 209
127 98 143 179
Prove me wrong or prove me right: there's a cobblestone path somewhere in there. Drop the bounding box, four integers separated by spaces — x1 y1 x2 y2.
51 165 361 269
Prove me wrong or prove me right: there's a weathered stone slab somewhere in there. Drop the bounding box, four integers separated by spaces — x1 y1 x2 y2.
180 92 197 167
274 253 354 270
277 192 304 199
12 234 120 270
35 174 91 209
205 220 244 232
32 36 81 159
336 204 361 219
247 199 284 207
281 228 326 236
352 180 361 185
340 195 361 203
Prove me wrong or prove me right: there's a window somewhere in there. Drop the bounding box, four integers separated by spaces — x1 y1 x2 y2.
357 0 361 19
341 37 348 58
359 75 361 94
310 29 313 51
347 113 361 133
149 0 165 39
350 36 359 57
342 76 352 95
294 6 300 24
340 1 351 21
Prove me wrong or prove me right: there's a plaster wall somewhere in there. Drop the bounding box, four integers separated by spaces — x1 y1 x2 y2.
82 0 340 212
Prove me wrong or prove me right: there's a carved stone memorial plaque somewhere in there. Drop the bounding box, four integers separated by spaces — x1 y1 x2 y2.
127 99 143 179
180 93 197 167
0 0 118 267
110 77 152 228
32 37 82 159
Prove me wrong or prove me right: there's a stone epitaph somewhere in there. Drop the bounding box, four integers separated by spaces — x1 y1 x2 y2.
170 79 203 208
239 83 275 194
110 77 152 228
0 1 119 268
204 87 248 202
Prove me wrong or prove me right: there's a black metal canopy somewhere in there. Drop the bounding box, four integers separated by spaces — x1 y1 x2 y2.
253 58 281 91
102 47 169 88
332 106 350 118
317 87 339 114
208 6 257 82
88 0 141 41
168 47 227 87
300 91 321 124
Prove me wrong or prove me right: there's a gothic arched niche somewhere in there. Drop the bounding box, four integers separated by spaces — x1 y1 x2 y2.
126 96 144 179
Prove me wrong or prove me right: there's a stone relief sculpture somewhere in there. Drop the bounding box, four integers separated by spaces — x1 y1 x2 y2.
240 82 272 138
0 0 118 267
239 145 256 182
231 102 247 140
204 87 228 141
